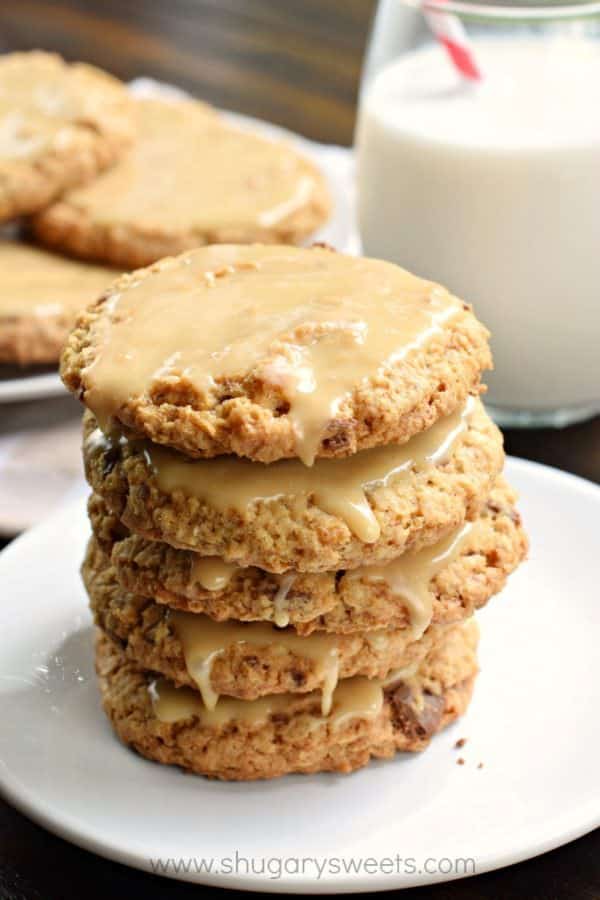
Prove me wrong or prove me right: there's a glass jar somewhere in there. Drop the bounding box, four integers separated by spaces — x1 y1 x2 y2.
356 0 600 427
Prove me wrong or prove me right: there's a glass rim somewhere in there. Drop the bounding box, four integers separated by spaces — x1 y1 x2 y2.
416 0 600 20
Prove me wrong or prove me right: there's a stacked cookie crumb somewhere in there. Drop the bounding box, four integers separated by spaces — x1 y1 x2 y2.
61 243 527 780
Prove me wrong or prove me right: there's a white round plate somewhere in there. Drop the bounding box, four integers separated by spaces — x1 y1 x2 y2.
0 369 64 404
0 457 598 893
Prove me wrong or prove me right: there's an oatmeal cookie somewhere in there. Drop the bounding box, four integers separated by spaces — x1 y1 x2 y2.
0 240 117 365
0 52 134 222
87 477 526 633
32 98 330 267
82 397 503 573
96 620 478 779
60 244 491 463
85 544 456 702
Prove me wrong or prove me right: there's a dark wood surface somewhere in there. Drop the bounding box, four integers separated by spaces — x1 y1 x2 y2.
0 0 371 145
0 2 598 898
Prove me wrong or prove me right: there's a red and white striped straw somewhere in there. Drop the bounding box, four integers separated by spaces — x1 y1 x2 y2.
422 0 482 81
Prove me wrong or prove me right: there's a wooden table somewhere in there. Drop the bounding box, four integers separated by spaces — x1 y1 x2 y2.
0 2 598 898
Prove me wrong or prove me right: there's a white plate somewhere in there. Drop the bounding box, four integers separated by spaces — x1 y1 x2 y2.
0 369 64 404
0 456 598 893
0 86 356 406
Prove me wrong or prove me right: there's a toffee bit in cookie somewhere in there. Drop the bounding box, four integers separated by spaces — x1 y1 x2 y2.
457 757 465 766
454 737 467 749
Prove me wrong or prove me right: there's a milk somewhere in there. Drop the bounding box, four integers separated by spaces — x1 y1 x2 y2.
356 39 600 421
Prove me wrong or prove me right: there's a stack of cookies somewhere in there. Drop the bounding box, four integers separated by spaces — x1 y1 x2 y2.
0 51 329 367
61 243 527 780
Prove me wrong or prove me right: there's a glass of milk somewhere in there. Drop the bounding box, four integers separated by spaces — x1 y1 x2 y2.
356 0 600 427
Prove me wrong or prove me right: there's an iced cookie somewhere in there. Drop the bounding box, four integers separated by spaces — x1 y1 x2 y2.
60 244 491 464
0 52 134 222
96 619 478 780
82 395 503 573
85 546 455 710
32 98 330 268
87 478 526 634
0 240 117 365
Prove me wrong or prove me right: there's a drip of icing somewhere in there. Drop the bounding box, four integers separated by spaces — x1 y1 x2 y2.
380 661 420 687
133 395 476 544
150 621 479 728
190 555 238 591
347 521 474 638
150 673 383 729
273 573 296 627
169 610 340 715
